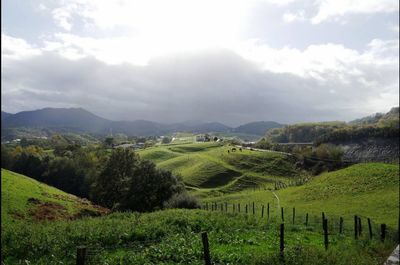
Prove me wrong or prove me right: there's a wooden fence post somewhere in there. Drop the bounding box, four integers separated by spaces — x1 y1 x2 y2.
201 232 211 265
323 219 328 250
305 213 309 226
339 217 343 234
354 215 358 240
358 217 362 236
233 203 235 213
380 224 386 242
280 224 285 257
252 202 255 215
292 207 295 224
238 203 240 213
245 204 248 214
76 246 86 265
267 203 270 220
281 207 284 222
261 205 264 218
322 212 325 225
367 218 372 239
225 202 228 212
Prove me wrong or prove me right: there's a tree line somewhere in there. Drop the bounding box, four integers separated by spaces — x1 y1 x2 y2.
1 142 199 212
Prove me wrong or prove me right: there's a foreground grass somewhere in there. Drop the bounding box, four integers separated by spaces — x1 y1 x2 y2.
2 209 397 265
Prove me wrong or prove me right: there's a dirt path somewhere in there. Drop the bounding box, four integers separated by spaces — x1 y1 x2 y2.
272 191 280 215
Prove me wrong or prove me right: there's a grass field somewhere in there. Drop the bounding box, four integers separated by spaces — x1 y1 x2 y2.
201 163 399 228
138 142 306 193
2 142 399 264
2 207 397 265
1 169 108 224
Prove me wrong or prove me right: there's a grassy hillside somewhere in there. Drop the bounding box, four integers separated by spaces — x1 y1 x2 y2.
1 169 108 223
1 157 398 264
138 142 305 192
203 163 399 228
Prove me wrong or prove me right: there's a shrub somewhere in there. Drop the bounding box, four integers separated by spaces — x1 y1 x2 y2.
164 192 200 209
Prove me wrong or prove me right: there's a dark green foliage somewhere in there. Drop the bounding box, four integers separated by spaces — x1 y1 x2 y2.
233 121 284 136
42 157 88 197
253 138 272 149
11 152 47 180
104 137 114 147
91 148 185 211
315 125 399 144
1 144 13 169
164 192 200 209
161 136 172 144
266 122 346 143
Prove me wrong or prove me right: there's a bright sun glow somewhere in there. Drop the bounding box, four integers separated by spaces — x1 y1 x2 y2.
79 0 249 60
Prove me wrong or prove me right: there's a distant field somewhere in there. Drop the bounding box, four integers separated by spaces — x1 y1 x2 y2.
138 142 306 193
202 163 399 228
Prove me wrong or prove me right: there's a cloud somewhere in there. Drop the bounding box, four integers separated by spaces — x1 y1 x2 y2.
311 0 399 24
1 34 42 60
283 10 306 23
2 34 398 125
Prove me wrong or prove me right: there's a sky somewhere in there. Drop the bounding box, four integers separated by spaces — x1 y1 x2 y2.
1 0 399 126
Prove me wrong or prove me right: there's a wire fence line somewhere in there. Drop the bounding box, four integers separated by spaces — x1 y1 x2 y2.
69 203 398 265
201 201 399 239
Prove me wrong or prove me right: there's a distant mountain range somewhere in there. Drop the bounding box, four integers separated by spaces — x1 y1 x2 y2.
1 108 283 137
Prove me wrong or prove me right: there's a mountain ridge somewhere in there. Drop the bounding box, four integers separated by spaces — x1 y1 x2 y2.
1 107 284 136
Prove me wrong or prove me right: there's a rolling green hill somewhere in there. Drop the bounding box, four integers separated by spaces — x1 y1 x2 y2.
138 142 306 192
1 169 108 223
202 163 399 228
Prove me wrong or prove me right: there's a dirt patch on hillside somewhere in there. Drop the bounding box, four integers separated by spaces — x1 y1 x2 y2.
27 197 110 221
28 198 69 221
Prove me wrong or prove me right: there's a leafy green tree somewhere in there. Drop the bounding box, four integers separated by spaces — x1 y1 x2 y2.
122 160 184 212
91 148 185 211
42 157 87 197
91 148 140 208
1 144 14 169
104 137 114 147
161 136 172 144
11 151 46 180
20 138 29 148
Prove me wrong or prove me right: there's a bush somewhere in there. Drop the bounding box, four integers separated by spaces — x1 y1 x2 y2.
164 192 200 209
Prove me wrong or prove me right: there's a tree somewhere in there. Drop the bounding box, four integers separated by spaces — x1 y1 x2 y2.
42 157 87 197
91 148 139 208
91 148 185 211
20 138 29 148
104 137 114 147
11 151 46 180
161 136 172 144
1 144 14 169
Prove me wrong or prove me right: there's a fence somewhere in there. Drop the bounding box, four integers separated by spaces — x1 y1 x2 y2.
71 203 398 265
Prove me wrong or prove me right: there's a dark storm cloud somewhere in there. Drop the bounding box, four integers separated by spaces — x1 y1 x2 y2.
1 49 396 126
